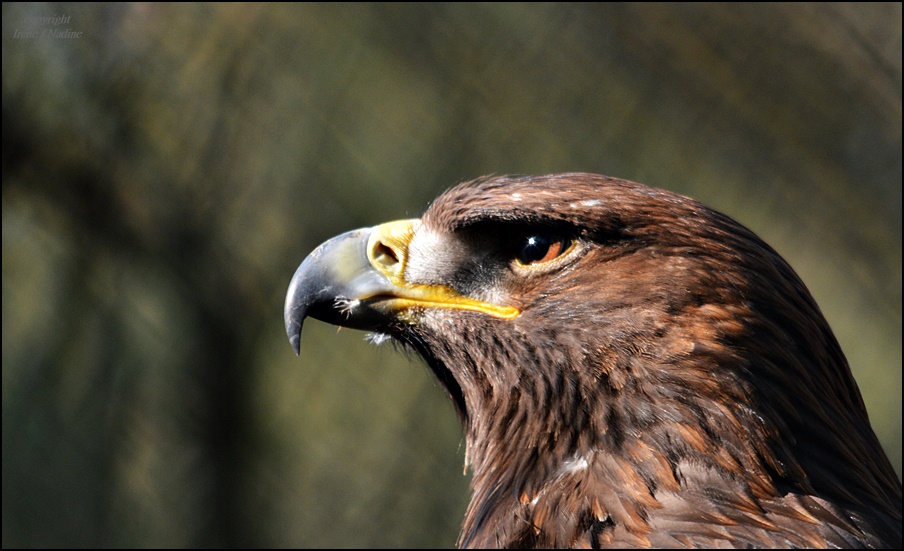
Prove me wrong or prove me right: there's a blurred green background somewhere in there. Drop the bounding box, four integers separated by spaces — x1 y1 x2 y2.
2 3 900 548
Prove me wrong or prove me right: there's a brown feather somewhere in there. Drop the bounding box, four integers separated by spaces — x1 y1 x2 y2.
410 174 902 547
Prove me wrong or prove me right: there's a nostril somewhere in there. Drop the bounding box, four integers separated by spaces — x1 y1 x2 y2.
367 220 417 280
374 242 399 266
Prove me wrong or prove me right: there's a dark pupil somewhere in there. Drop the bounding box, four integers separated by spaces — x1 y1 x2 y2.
518 235 555 264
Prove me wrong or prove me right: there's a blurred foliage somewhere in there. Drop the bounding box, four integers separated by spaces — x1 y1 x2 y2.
2 3 900 548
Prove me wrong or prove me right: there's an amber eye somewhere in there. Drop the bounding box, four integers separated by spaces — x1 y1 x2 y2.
515 234 572 265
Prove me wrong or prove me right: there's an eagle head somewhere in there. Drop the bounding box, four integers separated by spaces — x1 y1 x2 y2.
284 173 901 548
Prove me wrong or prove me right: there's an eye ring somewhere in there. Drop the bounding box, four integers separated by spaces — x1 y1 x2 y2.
515 233 573 266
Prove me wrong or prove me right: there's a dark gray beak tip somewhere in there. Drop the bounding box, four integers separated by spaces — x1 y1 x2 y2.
285 312 304 356
288 323 302 356
284 259 313 357
286 304 304 356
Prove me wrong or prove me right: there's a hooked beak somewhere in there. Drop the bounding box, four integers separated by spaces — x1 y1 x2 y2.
284 219 519 355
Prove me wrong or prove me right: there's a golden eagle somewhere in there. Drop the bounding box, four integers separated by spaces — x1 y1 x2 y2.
284 174 901 548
